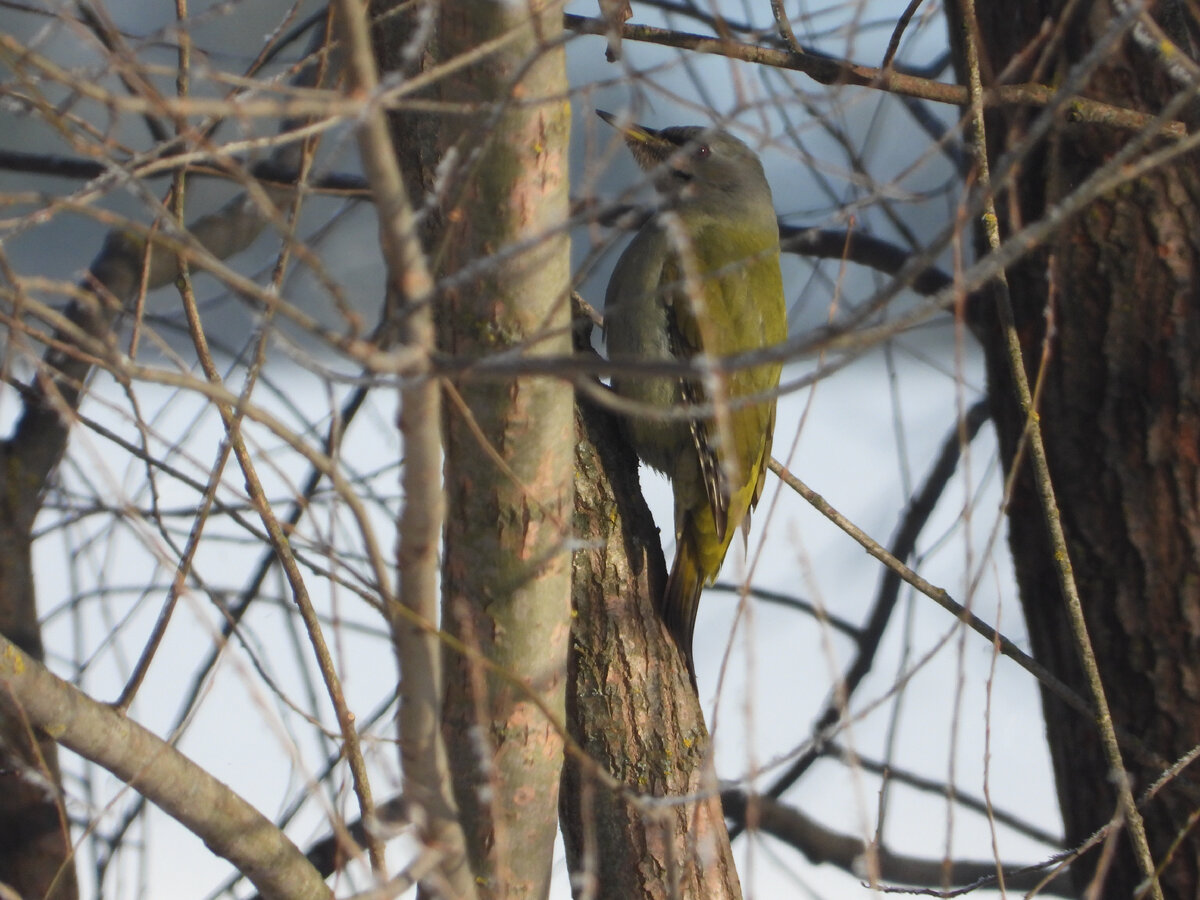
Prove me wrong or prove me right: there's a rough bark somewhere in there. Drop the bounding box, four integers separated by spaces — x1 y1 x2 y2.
949 3 1200 894
562 389 742 900
433 2 575 897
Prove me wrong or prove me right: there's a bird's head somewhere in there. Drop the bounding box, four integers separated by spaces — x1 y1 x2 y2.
597 109 774 224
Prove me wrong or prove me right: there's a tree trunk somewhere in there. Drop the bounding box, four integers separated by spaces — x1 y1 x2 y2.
434 2 575 897
950 3 1200 894
563 387 743 900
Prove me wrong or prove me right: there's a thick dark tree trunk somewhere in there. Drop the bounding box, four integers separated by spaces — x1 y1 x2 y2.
950 3 1200 895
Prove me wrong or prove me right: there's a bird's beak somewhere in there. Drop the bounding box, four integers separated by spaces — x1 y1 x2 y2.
597 109 675 171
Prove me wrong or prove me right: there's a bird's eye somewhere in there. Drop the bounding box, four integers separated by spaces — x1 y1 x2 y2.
694 144 711 161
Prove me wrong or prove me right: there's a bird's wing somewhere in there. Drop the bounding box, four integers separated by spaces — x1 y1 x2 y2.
661 246 735 544
662 228 783 546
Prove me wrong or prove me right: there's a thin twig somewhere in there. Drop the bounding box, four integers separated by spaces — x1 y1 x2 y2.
171 143 388 877
882 0 928 71
767 459 1095 724
733 401 991 836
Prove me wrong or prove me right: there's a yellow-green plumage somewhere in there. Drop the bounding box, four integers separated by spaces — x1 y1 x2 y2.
600 112 786 676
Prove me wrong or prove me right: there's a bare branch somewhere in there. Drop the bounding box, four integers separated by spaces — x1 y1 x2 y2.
563 14 1186 137
0 633 332 900
721 792 1074 897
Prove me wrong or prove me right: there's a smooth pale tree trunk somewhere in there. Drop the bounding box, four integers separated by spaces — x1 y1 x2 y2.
949 3 1200 894
432 2 575 897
